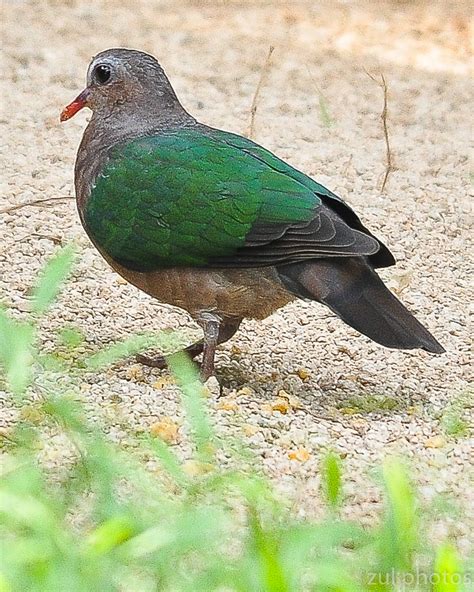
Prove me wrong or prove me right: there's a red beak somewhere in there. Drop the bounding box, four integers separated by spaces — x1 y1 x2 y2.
60 88 91 122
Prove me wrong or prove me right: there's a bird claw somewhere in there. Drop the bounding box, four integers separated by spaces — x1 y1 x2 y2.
135 353 168 369
202 375 222 397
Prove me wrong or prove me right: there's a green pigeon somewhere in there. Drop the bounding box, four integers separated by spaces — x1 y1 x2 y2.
61 48 444 379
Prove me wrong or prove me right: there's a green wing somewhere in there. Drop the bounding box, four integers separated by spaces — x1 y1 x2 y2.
85 128 380 271
210 129 394 268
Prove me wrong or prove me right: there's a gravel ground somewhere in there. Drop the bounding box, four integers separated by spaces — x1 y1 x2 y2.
1 1 472 552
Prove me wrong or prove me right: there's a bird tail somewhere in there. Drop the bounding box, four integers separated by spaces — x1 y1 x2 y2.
277 258 445 354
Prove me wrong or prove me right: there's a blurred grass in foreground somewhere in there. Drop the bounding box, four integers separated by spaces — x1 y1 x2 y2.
0 246 471 591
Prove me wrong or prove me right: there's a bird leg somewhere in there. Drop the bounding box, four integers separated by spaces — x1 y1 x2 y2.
197 313 221 381
136 318 241 377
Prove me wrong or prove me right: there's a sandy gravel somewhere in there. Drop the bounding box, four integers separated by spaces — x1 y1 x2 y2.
1 1 472 553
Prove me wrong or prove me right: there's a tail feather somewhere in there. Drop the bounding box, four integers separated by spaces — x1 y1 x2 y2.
277 258 445 354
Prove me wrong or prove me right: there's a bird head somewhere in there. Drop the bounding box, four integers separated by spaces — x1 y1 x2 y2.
60 48 181 122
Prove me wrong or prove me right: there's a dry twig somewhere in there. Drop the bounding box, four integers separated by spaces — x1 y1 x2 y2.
0 196 74 215
365 70 394 192
247 45 275 139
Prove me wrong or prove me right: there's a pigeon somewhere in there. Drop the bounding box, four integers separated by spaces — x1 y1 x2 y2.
61 48 444 379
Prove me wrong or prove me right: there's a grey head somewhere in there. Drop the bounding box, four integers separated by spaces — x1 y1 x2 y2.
61 48 195 135
62 49 196 209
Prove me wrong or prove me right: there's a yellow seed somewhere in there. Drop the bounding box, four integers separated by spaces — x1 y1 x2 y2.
216 400 239 411
288 448 311 462
126 365 145 381
296 368 310 380
276 390 304 411
152 375 176 389
236 386 254 397
271 399 291 414
424 435 447 449
150 418 179 444
243 424 260 436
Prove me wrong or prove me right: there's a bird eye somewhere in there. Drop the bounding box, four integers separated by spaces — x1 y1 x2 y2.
94 64 112 85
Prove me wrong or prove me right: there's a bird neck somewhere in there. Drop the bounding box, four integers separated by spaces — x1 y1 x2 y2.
90 97 195 143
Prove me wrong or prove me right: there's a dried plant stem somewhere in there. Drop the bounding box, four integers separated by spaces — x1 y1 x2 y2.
1 196 74 215
247 45 275 139
366 70 394 192
378 74 393 192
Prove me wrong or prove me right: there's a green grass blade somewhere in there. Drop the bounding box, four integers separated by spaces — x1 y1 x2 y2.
30 245 75 315
145 435 188 488
84 334 162 370
321 450 343 509
433 543 463 592
0 310 35 395
248 508 289 592
318 92 334 127
380 459 417 572
85 515 136 556
167 351 214 460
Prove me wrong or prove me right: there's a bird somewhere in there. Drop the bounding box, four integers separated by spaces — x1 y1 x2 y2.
60 48 444 380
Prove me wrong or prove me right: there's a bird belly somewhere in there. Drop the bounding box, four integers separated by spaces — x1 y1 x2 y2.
104 257 294 320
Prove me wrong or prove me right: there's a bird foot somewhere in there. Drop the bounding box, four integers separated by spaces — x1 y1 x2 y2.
136 340 205 370
136 351 211 376
137 351 224 394
135 353 168 369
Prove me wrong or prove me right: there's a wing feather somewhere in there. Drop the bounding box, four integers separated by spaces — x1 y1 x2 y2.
86 127 387 272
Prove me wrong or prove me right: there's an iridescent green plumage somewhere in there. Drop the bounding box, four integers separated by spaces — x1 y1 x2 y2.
85 127 387 271
85 129 319 269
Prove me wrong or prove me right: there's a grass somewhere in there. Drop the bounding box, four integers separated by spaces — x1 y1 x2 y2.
337 394 400 415
0 247 471 591
440 392 471 438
